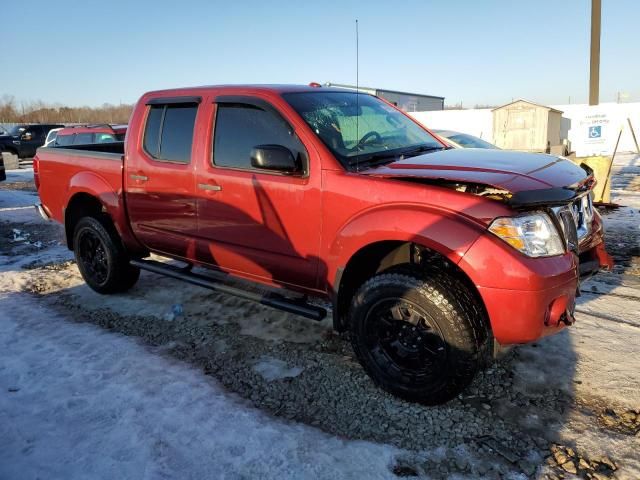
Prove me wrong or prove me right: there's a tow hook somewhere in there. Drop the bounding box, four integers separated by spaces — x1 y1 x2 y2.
559 312 575 326
560 296 576 326
546 295 576 327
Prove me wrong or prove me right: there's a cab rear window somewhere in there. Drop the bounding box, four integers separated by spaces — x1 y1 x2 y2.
74 133 93 144
55 134 74 146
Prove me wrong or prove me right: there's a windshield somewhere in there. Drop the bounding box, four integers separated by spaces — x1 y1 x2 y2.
283 91 443 168
8 125 26 136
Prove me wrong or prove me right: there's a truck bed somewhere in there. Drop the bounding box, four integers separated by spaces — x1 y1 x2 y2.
35 143 125 226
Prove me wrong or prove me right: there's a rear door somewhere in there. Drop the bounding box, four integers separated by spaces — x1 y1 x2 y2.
125 97 200 260
194 95 321 290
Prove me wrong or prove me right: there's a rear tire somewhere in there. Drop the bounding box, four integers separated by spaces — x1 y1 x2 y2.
348 267 487 405
73 215 140 294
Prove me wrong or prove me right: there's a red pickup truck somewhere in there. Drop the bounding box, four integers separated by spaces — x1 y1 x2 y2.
34 85 612 404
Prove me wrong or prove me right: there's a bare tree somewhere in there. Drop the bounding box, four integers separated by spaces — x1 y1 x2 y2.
0 97 133 124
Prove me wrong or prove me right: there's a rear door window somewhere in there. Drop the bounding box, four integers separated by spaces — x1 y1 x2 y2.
143 103 198 163
143 106 163 157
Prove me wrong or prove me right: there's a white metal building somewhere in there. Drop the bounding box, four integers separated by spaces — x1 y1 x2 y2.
325 83 444 112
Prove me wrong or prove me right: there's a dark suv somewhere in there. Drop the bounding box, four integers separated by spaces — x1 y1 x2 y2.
0 124 64 158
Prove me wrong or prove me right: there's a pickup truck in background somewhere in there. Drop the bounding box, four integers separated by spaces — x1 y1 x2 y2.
43 128 63 147
53 124 127 146
34 85 612 404
0 123 64 158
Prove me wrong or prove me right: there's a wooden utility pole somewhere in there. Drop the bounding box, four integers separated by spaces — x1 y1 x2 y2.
589 0 601 105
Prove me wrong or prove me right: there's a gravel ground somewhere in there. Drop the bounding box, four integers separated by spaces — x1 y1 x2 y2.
0 220 63 257
3 165 639 479
0 180 36 192
16 215 639 479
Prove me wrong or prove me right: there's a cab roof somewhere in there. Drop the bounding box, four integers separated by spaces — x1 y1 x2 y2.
143 84 356 97
57 124 127 136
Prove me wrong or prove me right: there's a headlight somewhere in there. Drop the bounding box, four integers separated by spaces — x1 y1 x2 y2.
488 212 565 257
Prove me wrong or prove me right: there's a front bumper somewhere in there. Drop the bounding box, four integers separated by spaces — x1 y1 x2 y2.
477 277 577 344
459 219 611 345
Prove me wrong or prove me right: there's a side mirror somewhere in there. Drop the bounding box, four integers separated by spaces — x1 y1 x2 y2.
250 144 299 173
21 132 33 141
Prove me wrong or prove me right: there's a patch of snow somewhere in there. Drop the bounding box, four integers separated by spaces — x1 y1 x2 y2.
0 242 73 270
0 190 39 209
11 228 29 242
253 356 305 381
0 293 402 480
5 260 333 345
5 167 34 183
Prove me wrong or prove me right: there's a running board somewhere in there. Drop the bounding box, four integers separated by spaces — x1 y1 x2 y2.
130 259 327 321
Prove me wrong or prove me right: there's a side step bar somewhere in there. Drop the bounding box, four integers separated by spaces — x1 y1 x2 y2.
130 258 327 321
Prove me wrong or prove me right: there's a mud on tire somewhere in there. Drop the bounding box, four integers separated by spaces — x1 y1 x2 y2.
73 215 140 294
348 267 489 405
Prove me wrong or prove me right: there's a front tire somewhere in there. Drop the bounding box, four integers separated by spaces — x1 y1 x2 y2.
348 268 487 405
73 215 140 294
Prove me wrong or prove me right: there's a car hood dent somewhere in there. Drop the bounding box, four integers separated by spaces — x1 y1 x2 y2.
359 148 591 196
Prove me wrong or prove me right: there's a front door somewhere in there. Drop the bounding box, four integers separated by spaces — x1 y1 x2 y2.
21 126 45 157
125 98 200 260
195 96 321 290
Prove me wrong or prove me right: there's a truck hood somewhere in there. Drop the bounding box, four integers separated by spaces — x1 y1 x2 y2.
359 148 594 206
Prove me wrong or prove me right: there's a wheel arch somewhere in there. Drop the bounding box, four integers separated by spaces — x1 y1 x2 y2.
64 192 109 250
332 239 491 341
64 171 146 255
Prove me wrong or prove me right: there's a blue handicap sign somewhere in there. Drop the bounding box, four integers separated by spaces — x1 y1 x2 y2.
589 126 602 138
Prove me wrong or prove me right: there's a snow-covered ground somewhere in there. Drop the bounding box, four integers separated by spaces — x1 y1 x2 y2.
0 171 406 480
0 295 404 480
1 157 639 479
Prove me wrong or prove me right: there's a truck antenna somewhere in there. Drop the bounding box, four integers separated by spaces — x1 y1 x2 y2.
356 19 360 172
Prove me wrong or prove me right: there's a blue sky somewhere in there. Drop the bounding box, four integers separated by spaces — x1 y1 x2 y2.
4 0 639 107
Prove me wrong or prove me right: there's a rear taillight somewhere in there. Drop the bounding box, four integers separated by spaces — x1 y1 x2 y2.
33 155 40 190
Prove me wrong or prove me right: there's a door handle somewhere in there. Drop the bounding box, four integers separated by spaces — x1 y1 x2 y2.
130 174 149 182
198 183 222 192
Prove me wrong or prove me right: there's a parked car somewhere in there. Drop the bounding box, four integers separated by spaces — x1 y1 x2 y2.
0 154 5 182
43 127 63 147
34 85 612 404
433 129 498 149
0 124 64 158
53 124 126 146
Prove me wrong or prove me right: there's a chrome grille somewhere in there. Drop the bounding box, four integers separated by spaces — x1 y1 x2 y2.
558 208 579 252
551 193 593 253
572 192 594 240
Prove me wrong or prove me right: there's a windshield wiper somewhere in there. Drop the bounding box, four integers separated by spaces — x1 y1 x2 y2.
348 144 446 170
348 151 400 169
